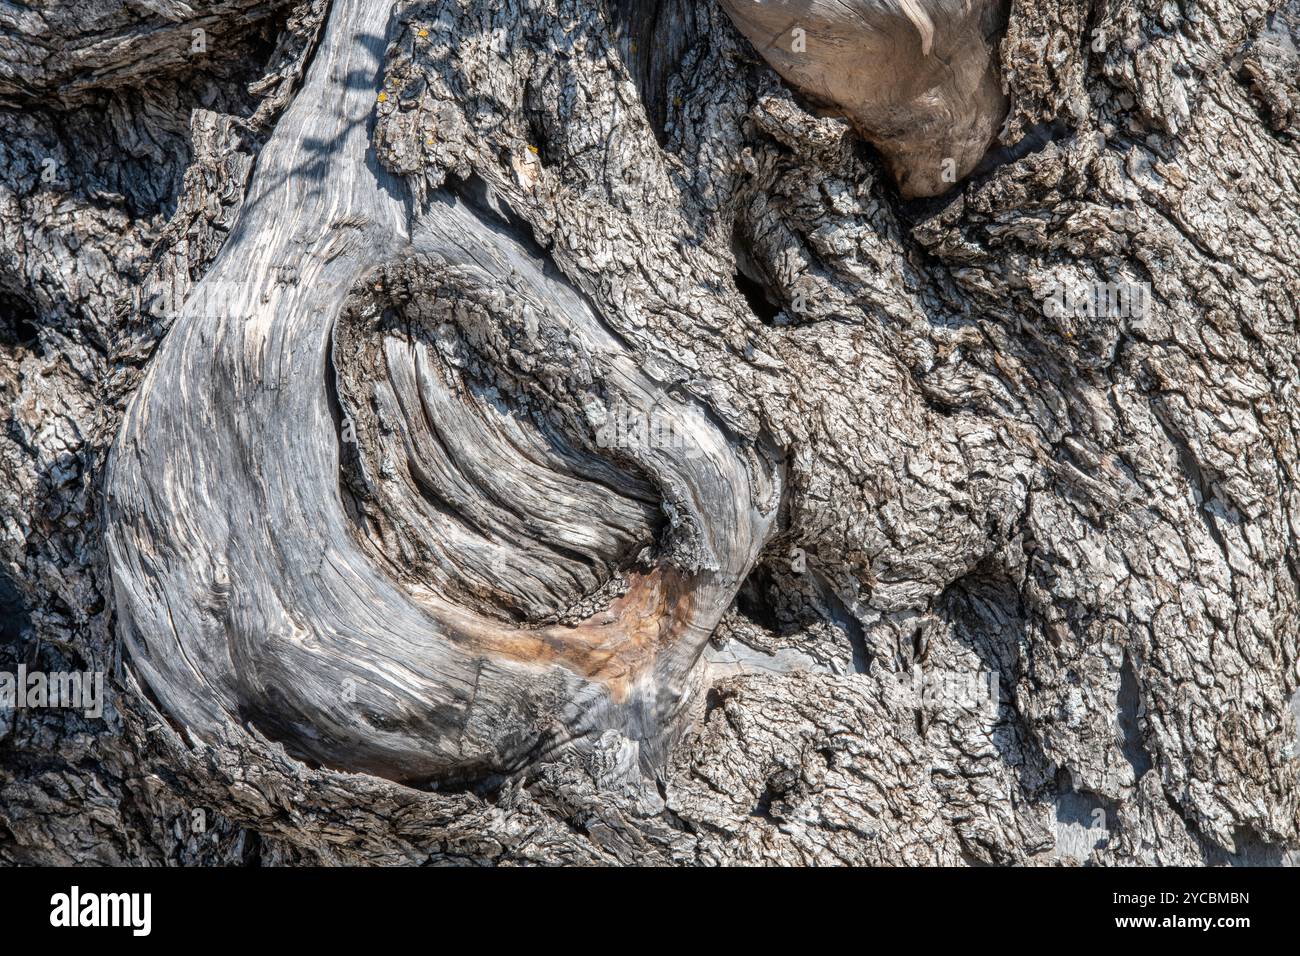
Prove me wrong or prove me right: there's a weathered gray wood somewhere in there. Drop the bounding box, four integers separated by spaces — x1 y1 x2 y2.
0 0 296 105
104 0 778 783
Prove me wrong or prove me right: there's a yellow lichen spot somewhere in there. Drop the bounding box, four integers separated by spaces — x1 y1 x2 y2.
377 91 388 102
673 96 682 107
527 144 539 155
417 28 429 38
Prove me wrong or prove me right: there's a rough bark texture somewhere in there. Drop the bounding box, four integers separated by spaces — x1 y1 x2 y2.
1 0 1298 865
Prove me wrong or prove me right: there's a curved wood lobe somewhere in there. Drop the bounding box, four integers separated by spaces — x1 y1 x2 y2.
104 0 779 784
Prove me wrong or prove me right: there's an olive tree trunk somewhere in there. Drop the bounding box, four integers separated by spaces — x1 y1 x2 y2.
1 0 1298 865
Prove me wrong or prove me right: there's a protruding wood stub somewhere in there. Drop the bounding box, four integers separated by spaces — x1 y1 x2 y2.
718 0 1010 197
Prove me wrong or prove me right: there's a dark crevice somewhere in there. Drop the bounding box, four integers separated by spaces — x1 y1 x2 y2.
607 0 697 145
0 566 31 659
734 566 782 632
0 288 42 357
239 830 264 866
729 216 813 328
734 269 781 325
821 583 871 675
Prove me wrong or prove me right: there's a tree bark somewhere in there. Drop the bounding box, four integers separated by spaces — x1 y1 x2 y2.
1 0 1298 865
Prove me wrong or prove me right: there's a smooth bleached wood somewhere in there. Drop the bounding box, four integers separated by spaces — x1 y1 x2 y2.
718 0 1009 196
